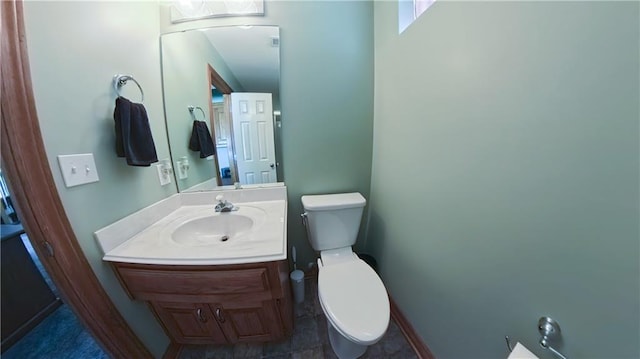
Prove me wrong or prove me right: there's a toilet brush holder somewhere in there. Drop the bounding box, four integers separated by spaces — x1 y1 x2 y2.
290 269 305 304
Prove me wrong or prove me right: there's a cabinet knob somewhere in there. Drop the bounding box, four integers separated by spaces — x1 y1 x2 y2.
215 308 226 323
196 308 207 323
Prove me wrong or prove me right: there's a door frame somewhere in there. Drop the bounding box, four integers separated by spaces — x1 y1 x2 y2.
207 64 235 185
1 2 152 357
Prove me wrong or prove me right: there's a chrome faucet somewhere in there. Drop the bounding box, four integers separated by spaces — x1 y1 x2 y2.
215 194 237 213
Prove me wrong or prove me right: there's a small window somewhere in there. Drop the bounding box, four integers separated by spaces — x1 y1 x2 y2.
399 0 436 33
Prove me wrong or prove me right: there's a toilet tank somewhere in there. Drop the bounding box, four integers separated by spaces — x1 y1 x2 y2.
301 192 366 251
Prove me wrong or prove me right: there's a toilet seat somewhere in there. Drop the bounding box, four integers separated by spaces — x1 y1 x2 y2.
318 258 390 345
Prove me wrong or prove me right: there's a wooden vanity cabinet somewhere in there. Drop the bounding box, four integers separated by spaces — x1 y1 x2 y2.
111 260 293 345
216 298 283 342
151 301 227 345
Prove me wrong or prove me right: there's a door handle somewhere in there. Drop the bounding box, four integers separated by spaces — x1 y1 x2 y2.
270 163 275 169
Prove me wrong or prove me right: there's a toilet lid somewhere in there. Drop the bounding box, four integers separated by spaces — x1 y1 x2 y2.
318 259 390 345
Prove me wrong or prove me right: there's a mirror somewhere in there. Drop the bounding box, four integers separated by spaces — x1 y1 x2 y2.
161 26 281 192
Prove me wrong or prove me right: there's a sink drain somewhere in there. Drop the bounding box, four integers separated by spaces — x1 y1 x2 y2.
220 235 229 242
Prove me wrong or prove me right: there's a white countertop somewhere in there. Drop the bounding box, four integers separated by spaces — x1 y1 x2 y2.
95 185 288 265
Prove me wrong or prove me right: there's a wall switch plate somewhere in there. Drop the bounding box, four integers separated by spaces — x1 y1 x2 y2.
156 163 172 186
57 153 100 188
176 163 188 180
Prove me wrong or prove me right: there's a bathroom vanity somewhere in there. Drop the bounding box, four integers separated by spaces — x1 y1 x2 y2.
95 185 293 346
111 260 292 344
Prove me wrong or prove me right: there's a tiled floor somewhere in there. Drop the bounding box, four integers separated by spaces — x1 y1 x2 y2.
179 277 417 359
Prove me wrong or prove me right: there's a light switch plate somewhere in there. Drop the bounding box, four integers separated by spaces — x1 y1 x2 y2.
176 162 188 180
57 153 100 188
156 163 172 186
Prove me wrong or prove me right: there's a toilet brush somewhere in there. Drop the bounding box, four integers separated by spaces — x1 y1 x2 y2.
290 246 304 303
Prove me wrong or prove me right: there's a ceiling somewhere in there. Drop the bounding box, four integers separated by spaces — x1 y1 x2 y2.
201 26 280 95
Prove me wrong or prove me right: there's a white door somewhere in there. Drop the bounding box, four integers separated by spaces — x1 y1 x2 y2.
230 93 277 184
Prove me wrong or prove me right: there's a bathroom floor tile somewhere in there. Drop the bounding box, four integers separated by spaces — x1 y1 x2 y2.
291 346 324 359
262 337 292 358
234 343 264 358
178 277 416 359
290 316 321 352
180 344 235 359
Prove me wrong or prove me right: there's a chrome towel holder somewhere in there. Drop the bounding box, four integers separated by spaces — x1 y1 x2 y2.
188 106 206 121
113 74 144 102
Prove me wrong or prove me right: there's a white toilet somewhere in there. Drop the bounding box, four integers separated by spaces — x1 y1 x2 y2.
301 192 390 359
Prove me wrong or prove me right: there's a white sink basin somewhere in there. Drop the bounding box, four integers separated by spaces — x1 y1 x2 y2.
167 206 266 246
171 215 252 245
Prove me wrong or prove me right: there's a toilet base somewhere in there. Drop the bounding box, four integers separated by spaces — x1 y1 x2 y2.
327 320 367 359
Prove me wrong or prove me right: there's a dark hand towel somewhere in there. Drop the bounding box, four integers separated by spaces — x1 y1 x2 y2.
114 97 158 166
188 120 216 158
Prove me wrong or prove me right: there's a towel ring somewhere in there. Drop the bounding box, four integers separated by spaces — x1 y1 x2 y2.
113 74 144 102
188 106 206 121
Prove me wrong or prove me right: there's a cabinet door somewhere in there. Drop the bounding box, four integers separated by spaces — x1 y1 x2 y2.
212 299 283 343
152 302 227 344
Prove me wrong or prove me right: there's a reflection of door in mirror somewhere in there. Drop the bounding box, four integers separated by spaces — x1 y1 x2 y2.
207 64 233 187
230 93 277 184
211 87 233 185
212 104 227 145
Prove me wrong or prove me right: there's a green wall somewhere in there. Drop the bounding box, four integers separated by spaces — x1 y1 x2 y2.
160 0 375 268
370 2 639 358
23 2 173 357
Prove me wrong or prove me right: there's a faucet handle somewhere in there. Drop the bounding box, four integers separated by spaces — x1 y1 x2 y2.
216 194 225 203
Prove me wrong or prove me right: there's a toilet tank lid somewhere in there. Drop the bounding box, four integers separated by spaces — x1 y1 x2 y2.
302 192 366 211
